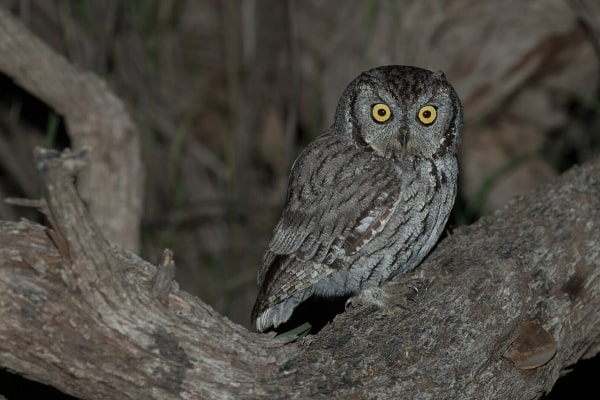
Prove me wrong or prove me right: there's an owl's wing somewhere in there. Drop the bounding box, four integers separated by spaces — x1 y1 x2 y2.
253 132 401 318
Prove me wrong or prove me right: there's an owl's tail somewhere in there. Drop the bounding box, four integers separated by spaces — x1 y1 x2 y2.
254 288 313 332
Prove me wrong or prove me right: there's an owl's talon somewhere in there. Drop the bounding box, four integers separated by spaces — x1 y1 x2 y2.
345 288 383 309
344 297 354 310
387 277 429 307
404 278 428 301
346 278 429 312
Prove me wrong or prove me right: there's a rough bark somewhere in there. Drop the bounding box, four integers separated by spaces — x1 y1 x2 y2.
0 146 598 399
0 6 143 251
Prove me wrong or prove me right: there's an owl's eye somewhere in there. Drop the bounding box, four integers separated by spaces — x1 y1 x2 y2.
417 105 437 125
372 103 392 123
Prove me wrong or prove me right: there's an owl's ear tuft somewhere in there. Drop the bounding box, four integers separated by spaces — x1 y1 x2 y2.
433 71 447 81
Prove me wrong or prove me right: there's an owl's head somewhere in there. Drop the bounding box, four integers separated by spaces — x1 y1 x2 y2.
334 65 463 160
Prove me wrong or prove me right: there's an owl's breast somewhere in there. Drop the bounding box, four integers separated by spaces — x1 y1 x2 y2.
338 155 457 290
408 155 458 262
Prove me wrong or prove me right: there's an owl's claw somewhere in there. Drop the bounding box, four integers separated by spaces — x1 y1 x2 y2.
344 296 356 310
345 278 429 311
403 278 428 303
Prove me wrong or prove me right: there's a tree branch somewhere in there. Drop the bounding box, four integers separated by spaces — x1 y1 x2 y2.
0 146 598 399
0 6 143 251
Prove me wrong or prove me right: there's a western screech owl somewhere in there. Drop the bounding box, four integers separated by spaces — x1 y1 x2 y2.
252 65 463 332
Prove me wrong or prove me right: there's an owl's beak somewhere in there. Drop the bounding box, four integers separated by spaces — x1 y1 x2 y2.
400 130 409 147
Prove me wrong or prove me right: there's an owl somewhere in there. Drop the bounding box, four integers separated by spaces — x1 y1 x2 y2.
252 65 463 332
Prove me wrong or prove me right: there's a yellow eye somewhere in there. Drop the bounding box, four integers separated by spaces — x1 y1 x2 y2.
417 105 437 125
372 103 392 123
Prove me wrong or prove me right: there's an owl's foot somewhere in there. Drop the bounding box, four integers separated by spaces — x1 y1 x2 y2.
345 278 428 311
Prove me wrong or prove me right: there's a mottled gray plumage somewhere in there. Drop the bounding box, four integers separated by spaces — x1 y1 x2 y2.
252 65 463 332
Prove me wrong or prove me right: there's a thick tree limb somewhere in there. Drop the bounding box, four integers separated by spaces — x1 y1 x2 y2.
0 148 599 399
0 7 143 251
